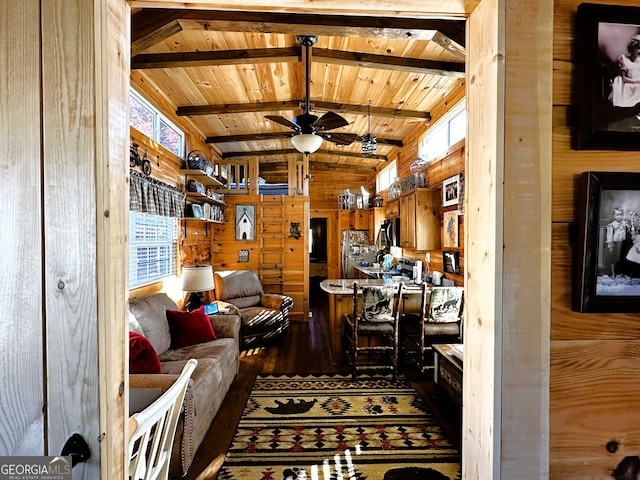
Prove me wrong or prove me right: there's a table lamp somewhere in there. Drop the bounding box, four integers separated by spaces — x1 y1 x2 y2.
181 265 214 311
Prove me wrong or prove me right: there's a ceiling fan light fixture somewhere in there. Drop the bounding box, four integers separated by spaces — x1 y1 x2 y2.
291 133 323 154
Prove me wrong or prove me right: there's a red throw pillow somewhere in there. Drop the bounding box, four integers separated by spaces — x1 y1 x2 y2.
166 306 216 348
129 332 162 374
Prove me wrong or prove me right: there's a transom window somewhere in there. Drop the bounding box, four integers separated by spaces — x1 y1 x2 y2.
130 89 184 157
376 159 398 192
418 101 466 161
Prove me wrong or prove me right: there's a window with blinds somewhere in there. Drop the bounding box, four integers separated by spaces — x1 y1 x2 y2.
128 211 178 288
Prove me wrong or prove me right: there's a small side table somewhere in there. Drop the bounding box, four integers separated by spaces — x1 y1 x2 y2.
433 343 463 411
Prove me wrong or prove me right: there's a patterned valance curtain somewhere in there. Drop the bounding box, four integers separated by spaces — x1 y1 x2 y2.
129 169 184 218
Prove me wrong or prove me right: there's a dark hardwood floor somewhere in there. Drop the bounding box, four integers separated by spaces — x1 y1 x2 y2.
182 282 461 480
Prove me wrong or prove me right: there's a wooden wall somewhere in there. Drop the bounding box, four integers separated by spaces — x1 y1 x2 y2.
212 195 309 320
551 1 640 478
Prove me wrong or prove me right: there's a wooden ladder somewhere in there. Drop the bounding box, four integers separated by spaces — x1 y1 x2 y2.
259 196 285 294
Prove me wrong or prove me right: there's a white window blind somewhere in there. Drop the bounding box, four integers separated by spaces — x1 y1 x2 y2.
128 211 178 288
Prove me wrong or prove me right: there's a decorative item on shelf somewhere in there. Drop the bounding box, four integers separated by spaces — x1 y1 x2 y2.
410 156 429 171
356 186 370 209
185 150 213 175
373 194 384 208
361 100 377 157
388 177 401 200
182 265 215 311
130 142 151 176
401 173 426 194
338 189 355 210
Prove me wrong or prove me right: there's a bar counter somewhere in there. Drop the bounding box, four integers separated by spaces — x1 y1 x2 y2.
319 278 424 364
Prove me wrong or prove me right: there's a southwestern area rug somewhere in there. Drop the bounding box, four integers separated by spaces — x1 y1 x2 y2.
218 374 461 480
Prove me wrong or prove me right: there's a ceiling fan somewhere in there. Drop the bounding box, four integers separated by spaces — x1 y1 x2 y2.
265 35 357 154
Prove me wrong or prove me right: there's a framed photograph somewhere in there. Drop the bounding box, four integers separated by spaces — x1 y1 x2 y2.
235 204 255 241
574 171 640 313
442 174 460 207
575 3 640 150
443 210 459 248
191 204 204 219
443 251 460 275
194 181 205 193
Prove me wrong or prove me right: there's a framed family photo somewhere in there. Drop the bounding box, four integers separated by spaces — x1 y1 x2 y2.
574 171 640 313
574 3 640 150
442 174 460 207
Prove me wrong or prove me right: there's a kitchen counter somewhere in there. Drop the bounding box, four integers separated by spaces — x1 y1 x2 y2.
320 278 424 364
320 278 422 294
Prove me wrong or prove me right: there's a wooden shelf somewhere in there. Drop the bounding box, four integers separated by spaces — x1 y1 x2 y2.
185 192 225 206
181 217 223 225
182 169 225 188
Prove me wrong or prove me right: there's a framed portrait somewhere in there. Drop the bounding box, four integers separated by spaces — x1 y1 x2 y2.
443 251 460 275
443 210 459 248
442 174 460 207
235 204 255 241
574 171 640 313
574 3 640 150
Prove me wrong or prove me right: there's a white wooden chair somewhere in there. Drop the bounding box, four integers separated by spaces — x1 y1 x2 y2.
127 359 197 480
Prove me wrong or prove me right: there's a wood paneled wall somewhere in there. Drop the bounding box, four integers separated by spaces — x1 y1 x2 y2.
551 1 640 478
212 195 309 320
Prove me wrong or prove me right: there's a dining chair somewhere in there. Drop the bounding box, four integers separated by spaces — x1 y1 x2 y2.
127 359 197 480
344 282 404 382
402 285 464 376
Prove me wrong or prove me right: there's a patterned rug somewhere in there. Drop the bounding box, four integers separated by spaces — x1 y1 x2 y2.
219 374 461 480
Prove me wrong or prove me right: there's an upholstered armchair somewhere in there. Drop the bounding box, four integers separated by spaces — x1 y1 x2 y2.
213 270 293 349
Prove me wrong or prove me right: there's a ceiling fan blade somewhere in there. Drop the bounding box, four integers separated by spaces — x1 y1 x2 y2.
313 111 350 131
265 115 299 131
322 132 358 146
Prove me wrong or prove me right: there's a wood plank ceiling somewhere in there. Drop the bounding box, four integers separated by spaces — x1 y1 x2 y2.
131 9 466 182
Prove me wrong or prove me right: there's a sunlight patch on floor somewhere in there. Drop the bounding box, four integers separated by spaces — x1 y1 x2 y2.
240 347 265 357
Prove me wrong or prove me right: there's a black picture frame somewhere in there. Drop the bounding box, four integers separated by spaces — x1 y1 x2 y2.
574 171 640 312
443 251 460 275
574 3 640 150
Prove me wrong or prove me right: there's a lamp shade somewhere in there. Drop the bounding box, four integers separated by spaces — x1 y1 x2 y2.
291 133 323 154
181 265 214 292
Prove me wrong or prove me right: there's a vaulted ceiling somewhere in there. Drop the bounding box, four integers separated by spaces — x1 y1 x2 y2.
131 9 466 182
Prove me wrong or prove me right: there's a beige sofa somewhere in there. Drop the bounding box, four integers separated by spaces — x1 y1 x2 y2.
128 293 241 478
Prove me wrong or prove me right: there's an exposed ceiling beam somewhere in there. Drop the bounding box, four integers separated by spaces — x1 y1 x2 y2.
131 47 300 69
259 161 377 174
131 10 184 56
131 9 465 59
313 48 464 77
206 132 403 147
178 100 430 121
177 101 300 116
131 46 464 77
221 148 387 162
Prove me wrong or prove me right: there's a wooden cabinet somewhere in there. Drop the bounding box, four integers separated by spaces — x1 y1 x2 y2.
351 209 369 230
399 188 441 250
385 199 400 218
368 207 385 244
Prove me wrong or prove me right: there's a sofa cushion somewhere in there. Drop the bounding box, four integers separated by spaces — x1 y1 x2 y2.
129 293 177 356
214 270 264 302
166 306 217 348
129 332 162 374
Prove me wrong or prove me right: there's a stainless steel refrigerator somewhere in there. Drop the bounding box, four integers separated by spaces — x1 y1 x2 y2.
341 230 377 278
